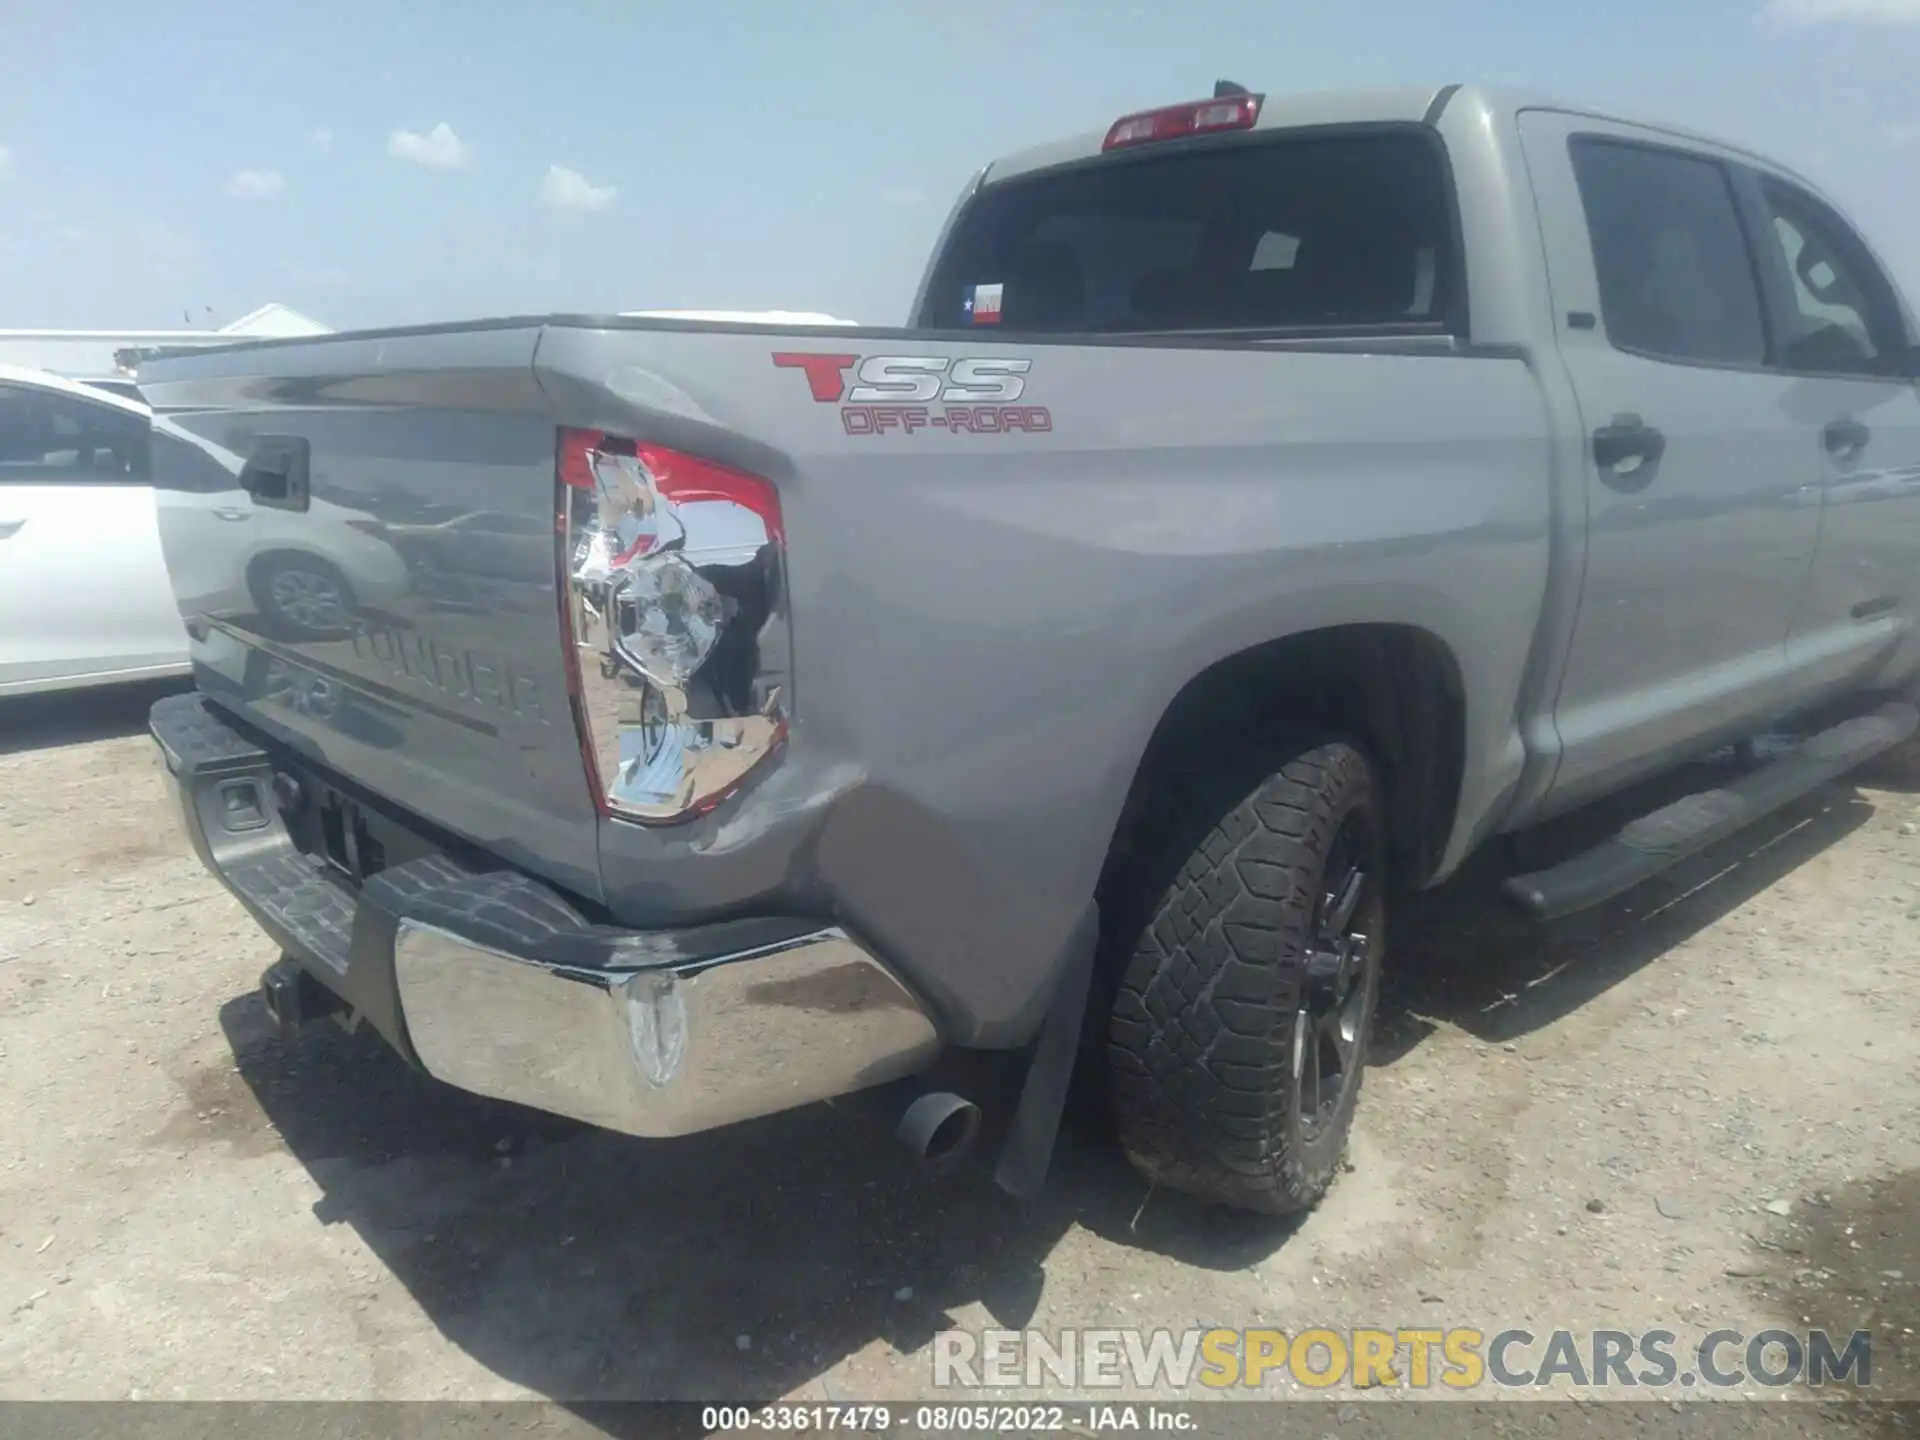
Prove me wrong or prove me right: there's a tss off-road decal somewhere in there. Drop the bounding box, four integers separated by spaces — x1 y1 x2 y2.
773 352 1052 436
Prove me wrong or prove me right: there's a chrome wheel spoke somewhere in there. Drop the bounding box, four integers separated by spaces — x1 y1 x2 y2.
1320 864 1366 942
1322 1005 1354 1072
1293 816 1376 1140
1301 1030 1323 1120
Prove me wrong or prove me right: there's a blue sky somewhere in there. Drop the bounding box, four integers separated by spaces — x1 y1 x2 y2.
1 0 1917 331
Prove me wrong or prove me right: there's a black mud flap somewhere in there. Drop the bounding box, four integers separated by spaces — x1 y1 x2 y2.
992 904 1099 1200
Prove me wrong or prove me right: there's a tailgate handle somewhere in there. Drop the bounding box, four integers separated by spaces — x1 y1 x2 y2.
239 436 311 513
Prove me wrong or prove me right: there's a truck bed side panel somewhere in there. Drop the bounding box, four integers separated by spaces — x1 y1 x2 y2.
531 324 1555 1042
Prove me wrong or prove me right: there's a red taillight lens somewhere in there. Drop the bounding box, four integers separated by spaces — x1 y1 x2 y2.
557 428 789 824
1102 94 1262 151
558 429 784 546
558 429 599 491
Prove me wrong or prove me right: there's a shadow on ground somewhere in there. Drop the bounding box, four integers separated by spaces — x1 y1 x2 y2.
0 676 192 756
1376 778 1878 1060
219 989 1148 1402
1725 1168 1920 1440
215 748 1913 1406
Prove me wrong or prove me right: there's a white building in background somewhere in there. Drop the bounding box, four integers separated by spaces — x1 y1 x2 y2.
0 303 332 384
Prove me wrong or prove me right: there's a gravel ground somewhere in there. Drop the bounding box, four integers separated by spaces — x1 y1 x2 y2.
2 679 1917 1435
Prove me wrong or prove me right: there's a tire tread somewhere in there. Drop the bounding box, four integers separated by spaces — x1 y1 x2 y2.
1106 733 1379 1214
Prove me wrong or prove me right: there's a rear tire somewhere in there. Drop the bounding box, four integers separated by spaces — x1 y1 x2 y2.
1105 734 1386 1215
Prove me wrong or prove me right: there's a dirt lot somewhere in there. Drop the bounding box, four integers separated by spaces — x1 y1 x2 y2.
2 679 1917 1433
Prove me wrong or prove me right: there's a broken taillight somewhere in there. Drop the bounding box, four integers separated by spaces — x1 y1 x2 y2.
557 428 789 823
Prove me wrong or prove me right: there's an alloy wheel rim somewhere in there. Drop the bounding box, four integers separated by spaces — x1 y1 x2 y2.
1293 811 1377 1141
269 569 345 628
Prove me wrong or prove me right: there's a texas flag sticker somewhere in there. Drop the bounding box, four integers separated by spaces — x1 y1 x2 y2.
968 282 1004 325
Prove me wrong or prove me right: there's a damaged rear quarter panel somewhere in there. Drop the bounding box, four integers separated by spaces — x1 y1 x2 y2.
533 322 1553 1048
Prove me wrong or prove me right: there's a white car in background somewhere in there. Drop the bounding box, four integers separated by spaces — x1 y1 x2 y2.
0 365 190 696
0 363 418 698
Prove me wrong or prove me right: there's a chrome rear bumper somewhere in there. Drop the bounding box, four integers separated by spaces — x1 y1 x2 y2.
394 921 939 1137
151 690 940 1138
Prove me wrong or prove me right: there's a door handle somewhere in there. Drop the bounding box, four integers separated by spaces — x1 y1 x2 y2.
1823 417 1871 462
1592 414 1666 492
0 518 24 540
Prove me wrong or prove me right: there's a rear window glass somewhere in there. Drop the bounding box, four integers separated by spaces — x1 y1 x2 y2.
918 130 1459 334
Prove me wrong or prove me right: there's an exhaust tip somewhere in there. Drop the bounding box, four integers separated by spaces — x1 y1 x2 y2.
897 1091 981 1167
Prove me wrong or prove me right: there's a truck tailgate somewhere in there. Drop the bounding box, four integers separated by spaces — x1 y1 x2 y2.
139 325 603 901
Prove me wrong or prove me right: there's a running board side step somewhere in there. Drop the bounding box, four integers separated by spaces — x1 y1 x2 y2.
1504 699 1917 921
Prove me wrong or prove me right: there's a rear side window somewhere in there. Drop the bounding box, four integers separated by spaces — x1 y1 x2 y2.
1753 178 1907 377
0 384 150 482
919 129 1460 334
1569 139 1766 367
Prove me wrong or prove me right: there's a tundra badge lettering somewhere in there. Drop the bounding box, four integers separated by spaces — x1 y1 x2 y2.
772 351 1052 436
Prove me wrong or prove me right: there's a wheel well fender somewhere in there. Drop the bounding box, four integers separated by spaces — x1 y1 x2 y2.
1100 624 1467 897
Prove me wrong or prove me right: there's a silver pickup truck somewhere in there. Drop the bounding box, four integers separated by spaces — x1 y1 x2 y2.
141 82 1920 1217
